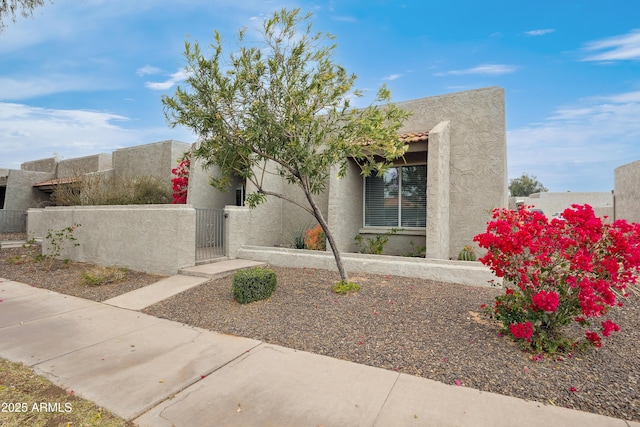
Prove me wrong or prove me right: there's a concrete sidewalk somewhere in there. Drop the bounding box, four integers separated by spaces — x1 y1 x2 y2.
0 277 638 427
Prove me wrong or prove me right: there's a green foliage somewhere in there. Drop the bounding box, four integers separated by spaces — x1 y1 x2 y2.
232 267 277 304
0 0 48 32
405 240 426 257
81 266 128 286
291 224 307 249
509 173 548 197
51 174 171 206
161 8 411 284
354 228 400 255
332 280 360 295
457 245 477 261
43 224 80 270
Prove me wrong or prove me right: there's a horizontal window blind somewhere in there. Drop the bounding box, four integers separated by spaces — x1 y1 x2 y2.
364 165 426 227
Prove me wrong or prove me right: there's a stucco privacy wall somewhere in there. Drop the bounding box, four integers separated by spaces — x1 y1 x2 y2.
614 160 640 223
27 205 196 275
237 246 498 287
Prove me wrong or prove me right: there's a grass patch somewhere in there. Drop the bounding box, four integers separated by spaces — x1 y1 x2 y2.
332 280 361 295
0 358 133 426
81 266 128 287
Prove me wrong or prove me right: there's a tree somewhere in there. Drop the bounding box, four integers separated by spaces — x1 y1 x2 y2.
0 0 48 31
509 173 548 197
162 8 410 284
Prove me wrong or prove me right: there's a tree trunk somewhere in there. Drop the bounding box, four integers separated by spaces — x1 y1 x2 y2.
303 189 350 284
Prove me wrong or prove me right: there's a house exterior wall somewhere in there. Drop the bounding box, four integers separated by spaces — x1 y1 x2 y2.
57 153 112 178
510 192 614 219
3 170 55 210
21 157 56 173
112 140 191 184
328 159 364 253
187 159 239 210
396 86 507 259
327 87 506 259
614 160 640 223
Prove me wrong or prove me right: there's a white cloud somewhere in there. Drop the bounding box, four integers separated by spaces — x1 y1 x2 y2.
508 91 640 191
136 65 163 76
145 69 191 91
582 29 640 61
383 73 403 81
0 103 194 169
523 29 555 36
438 64 517 76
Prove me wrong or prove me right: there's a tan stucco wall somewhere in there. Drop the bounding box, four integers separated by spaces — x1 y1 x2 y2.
57 153 112 179
614 160 640 223
187 158 240 210
327 87 506 259
28 205 196 275
3 170 54 210
112 140 191 185
21 157 56 173
397 86 507 258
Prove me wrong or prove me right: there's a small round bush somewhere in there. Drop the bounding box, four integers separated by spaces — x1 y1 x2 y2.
232 267 277 304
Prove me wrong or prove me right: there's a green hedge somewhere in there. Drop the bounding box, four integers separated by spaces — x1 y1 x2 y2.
232 267 277 304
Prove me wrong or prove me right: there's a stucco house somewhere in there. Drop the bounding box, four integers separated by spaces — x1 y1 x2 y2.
188 86 508 261
0 140 190 212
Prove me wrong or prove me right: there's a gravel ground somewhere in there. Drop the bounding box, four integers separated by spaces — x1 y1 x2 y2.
2 245 638 422
0 246 165 301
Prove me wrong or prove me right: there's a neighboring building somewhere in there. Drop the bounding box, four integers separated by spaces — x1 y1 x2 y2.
0 140 190 211
614 160 640 223
509 191 614 222
189 86 508 260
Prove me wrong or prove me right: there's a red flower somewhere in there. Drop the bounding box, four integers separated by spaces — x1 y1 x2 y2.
585 331 602 348
509 321 533 341
532 290 560 312
601 320 620 337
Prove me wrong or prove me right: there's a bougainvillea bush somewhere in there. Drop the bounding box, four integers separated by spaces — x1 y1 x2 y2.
474 204 640 353
171 153 191 204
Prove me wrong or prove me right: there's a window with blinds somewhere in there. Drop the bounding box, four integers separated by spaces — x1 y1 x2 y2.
364 165 426 227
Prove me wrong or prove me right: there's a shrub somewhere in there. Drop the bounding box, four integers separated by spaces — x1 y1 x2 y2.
332 280 360 295
81 266 128 286
475 204 640 353
42 224 80 270
232 267 277 304
51 174 171 206
354 228 401 255
304 224 326 250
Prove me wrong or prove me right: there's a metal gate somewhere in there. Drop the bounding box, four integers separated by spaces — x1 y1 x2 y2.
0 210 27 240
195 209 225 261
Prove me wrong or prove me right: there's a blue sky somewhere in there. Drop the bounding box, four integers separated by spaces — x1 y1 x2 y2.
1 0 639 192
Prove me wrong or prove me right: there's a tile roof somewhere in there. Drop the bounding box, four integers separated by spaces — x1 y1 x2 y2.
33 177 81 187
398 131 429 143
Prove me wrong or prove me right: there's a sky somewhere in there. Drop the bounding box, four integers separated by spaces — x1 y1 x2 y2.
1 0 639 192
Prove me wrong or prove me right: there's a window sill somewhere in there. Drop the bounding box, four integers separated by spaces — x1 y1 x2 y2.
359 227 426 236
